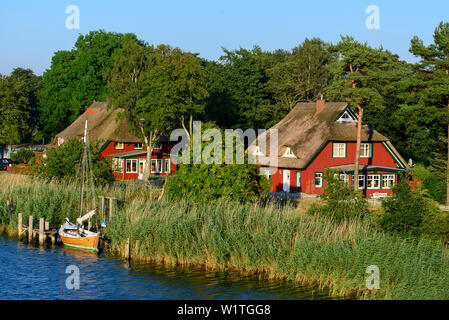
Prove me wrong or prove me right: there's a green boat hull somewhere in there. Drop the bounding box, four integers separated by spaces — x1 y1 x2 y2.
62 242 99 252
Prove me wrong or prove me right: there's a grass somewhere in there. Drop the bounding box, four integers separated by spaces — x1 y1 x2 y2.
1 176 448 299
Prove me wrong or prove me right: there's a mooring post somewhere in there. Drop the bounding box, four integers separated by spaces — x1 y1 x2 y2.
39 218 44 245
18 213 22 240
99 196 105 219
109 197 115 220
28 216 33 243
125 237 130 261
45 221 49 231
135 240 140 259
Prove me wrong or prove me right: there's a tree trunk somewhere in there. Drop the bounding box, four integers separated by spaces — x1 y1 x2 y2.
354 105 364 192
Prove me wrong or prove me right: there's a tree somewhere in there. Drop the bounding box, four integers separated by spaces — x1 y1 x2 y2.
326 36 400 191
410 21 449 206
106 42 208 181
267 38 330 109
39 30 141 137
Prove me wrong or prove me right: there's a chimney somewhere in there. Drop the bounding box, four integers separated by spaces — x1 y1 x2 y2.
316 96 325 115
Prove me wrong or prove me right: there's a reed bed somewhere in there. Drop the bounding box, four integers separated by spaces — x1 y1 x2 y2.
1 175 448 299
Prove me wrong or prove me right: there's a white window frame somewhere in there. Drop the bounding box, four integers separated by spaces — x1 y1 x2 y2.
151 159 162 173
334 173 349 184
360 143 372 158
134 143 143 150
295 171 301 187
332 143 346 158
314 172 323 188
260 168 271 180
282 147 296 158
125 159 138 173
112 158 123 172
58 137 64 146
351 174 365 189
253 146 264 156
153 144 162 150
367 174 381 189
164 158 171 173
382 174 395 189
337 111 356 122
115 142 125 150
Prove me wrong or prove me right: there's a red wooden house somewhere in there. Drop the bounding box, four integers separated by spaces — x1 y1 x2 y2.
249 100 410 197
55 102 176 180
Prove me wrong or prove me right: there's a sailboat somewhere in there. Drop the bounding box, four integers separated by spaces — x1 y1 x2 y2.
59 117 100 252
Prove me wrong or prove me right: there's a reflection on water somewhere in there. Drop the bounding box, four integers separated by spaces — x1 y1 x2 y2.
0 235 334 300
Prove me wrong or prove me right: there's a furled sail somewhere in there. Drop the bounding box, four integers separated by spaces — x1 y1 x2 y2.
76 209 96 224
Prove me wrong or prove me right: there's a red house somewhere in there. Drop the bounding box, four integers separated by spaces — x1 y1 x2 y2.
55 102 176 180
249 100 410 197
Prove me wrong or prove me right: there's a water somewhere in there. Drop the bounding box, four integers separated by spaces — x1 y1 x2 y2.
0 235 332 300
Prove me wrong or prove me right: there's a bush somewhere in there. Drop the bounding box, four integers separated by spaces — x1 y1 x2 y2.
10 148 35 164
413 163 446 204
308 169 369 222
165 163 270 203
34 138 114 185
378 176 448 240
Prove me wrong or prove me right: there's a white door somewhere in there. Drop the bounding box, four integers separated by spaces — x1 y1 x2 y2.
138 159 145 180
283 170 290 192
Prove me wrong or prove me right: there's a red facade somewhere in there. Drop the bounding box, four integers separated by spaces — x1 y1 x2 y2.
263 141 404 196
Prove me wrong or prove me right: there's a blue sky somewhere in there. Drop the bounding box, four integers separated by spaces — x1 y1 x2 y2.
1 0 448 75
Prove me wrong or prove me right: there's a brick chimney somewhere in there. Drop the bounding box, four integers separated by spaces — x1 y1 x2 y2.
316 97 325 115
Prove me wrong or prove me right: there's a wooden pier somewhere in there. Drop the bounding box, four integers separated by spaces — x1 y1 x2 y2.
17 213 58 245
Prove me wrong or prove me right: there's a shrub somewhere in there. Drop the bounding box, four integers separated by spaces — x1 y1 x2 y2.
165 163 270 203
413 163 446 204
10 148 35 164
378 176 448 240
34 138 114 185
308 169 369 222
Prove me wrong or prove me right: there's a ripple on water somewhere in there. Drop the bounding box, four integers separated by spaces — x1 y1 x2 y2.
0 235 335 300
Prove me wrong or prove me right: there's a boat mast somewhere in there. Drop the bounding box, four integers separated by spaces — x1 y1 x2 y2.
77 119 88 220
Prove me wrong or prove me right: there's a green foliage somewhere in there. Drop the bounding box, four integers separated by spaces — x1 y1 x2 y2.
34 138 114 185
378 177 448 240
39 30 141 137
308 169 369 222
413 163 446 204
10 148 35 164
165 163 269 203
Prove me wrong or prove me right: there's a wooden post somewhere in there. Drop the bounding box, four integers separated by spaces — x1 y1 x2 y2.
124 237 130 260
87 220 92 231
18 213 22 240
45 221 49 231
135 240 140 259
39 218 44 245
99 196 105 219
28 216 33 243
109 197 115 219
50 234 56 245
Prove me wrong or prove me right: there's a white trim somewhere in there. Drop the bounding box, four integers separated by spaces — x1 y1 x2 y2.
332 143 346 158
367 174 381 189
337 111 356 122
282 147 296 158
125 159 138 173
314 172 323 188
253 146 264 156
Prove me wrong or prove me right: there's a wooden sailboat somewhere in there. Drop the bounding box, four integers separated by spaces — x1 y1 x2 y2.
59 117 100 252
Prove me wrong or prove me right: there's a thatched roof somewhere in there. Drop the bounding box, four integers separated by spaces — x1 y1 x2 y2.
56 102 142 143
249 101 405 169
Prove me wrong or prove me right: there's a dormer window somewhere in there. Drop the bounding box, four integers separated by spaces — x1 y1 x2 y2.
337 111 354 122
336 107 357 122
253 146 264 156
282 147 296 158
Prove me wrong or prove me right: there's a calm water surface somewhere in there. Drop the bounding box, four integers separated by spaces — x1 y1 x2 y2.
0 235 333 300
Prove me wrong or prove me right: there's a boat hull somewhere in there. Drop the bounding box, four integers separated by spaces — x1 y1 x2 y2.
59 233 100 252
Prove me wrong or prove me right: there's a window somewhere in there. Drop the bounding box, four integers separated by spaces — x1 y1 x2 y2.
360 143 372 158
134 143 143 150
314 172 323 188
283 147 296 158
58 137 64 146
153 144 162 150
125 159 138 173
295 171 301 187
337 111 355 122
164 158 171 173
334 173 349 184
112 158 123 172
367 174 381 189
260 168 271 180
253 146 264 156
332 143 346 158
382 174 395 189
115 142 124 150
151 159 162 173
351 174 365 189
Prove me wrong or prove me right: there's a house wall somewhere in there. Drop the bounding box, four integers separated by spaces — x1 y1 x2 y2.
265 141 401 196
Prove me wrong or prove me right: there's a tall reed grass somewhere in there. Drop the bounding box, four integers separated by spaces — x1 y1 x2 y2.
1 175 448 299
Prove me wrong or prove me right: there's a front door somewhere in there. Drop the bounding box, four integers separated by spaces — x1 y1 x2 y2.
138 159 145 180
283 170 290 192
